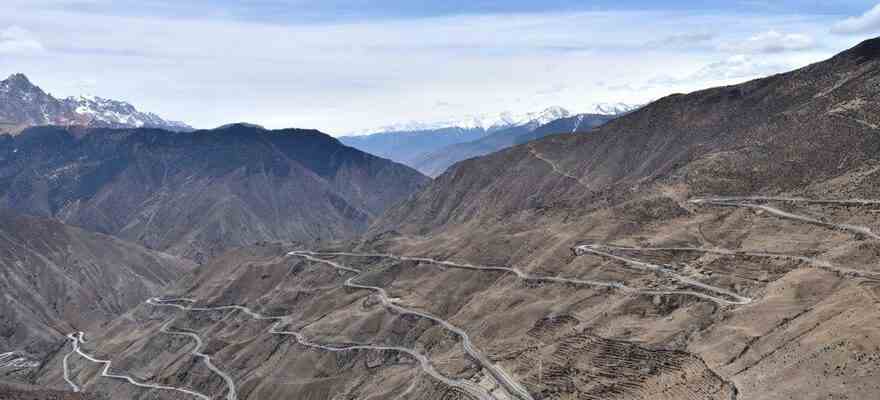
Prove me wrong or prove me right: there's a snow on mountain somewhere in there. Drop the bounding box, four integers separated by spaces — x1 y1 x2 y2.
587 102 642 115
349 103 643 136
64 95 192 131
0 73 192 134
351 106 573 136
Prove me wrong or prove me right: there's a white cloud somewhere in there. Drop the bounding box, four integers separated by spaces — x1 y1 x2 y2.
832 3 880 34
0 4 856 134
639 55 785 88
685 55 789 81
646 33 717 50
720 30 815 53
0 26 46 54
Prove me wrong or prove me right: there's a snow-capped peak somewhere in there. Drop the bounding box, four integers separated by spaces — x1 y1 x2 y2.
525 106 572 125
63 94 192 131
349 106 572 136
586 102 641 116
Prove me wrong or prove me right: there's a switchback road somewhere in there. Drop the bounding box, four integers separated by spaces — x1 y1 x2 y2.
62 331 211 399
148 297 495 400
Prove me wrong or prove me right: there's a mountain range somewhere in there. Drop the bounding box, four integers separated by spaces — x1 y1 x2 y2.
2 35 880 400
347 103 639 135
24 36 880 400
410 111 618 176
342 105 634 176
369 36 880 400
0 124 428 262
0 74 191 134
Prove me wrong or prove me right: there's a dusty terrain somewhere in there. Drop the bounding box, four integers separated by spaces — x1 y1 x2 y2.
14 36 880 400
0 381 99 400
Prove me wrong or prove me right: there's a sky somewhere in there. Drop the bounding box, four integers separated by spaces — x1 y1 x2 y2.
1 1 880 135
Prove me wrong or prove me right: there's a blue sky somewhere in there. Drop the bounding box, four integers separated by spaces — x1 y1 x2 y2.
25 1 875 21
1 1 879 134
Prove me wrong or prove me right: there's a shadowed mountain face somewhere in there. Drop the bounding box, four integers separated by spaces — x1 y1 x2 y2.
0 211 193 370
0 124 429 261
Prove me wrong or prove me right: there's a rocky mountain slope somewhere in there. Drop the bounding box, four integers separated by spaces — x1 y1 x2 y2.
0 211 193 380
33 37 880 400
0 74 191 134
21 34 880 400
0 381 98 400
0 124 429 261
361 37 880 399
412 112 616 177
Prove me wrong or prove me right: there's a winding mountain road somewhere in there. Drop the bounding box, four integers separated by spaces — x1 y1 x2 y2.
567 196 880 309
63 331 211 399
293 250 750 305
155 318 238 400
573 245 753 305
690 196 880 206
295 250 623 288
690 197 880 240
148 298 494 400
288 251 534 400
584 244 880 279
528 143 588 186
61 341 81 392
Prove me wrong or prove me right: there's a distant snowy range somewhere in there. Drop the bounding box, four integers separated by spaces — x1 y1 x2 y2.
0 72 639 178
340 103 640 176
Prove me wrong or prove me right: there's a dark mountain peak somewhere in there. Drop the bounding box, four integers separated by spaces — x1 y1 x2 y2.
4 73 32 86
1 73 43 94
216 122 266 130
844 36 880 64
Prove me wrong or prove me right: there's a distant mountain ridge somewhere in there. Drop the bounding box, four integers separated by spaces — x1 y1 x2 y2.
340 126 489 166
0 73 191 134
0 124 428 261
342 105 635 175
347 105 613 135
411 112 617 176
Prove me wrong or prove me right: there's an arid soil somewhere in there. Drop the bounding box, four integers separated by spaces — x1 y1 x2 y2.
17 37 880 400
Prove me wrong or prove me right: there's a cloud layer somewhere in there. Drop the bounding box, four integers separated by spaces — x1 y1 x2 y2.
0 2 875 134
833 3 880 34
721 30 816 54
0 26 45 55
